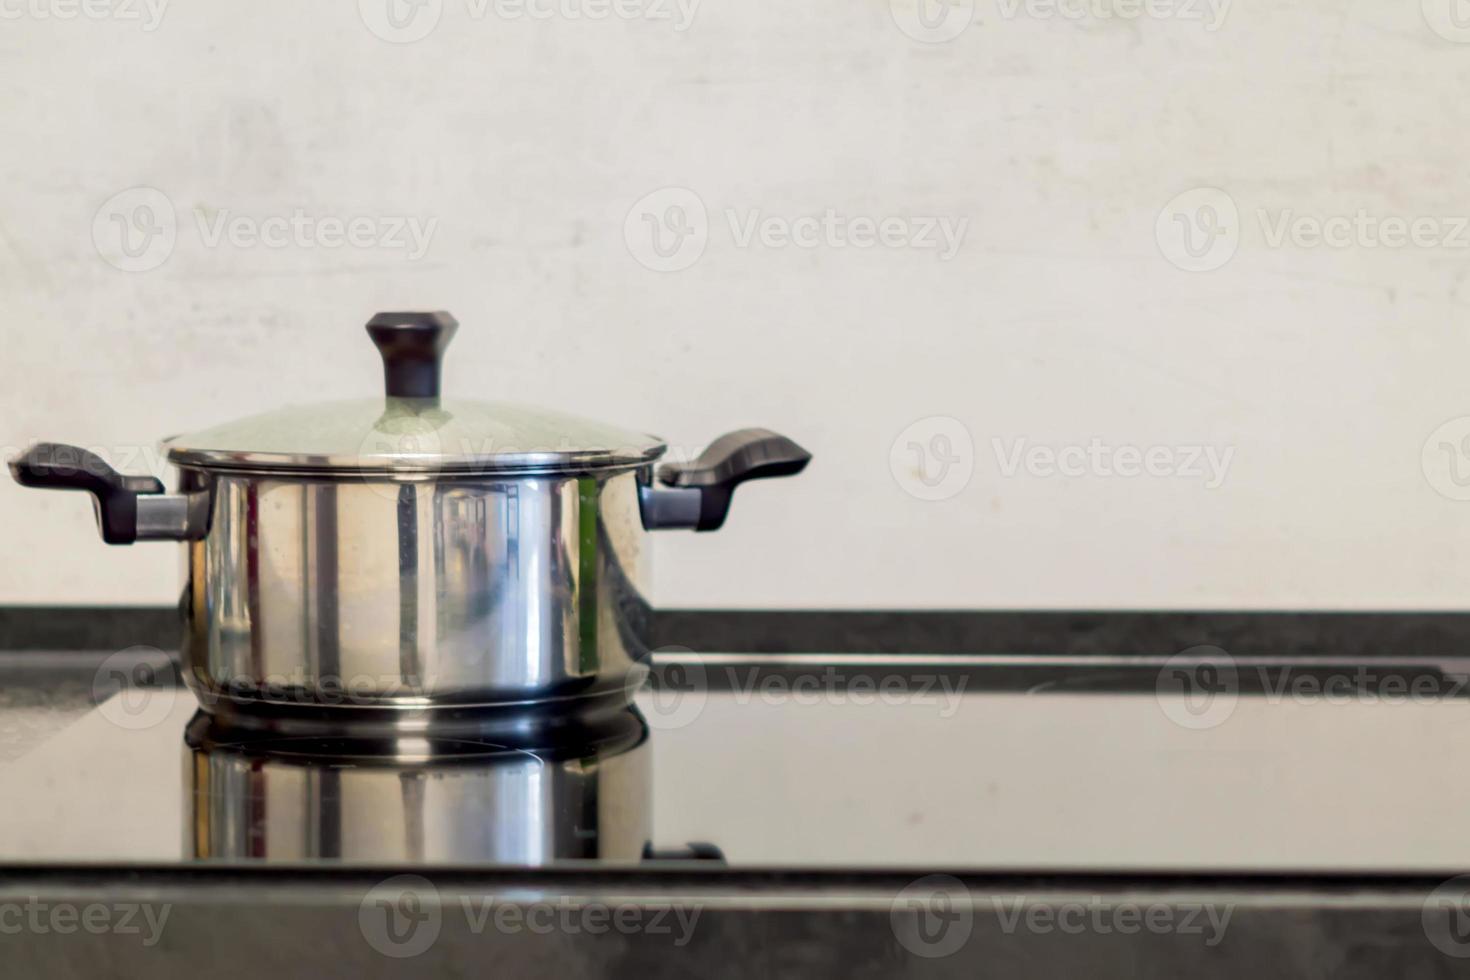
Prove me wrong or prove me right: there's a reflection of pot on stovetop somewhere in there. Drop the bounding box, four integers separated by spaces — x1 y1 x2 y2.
184 707 654 864
11 311 811 729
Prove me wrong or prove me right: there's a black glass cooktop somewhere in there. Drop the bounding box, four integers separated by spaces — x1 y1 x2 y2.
3 649 1469 873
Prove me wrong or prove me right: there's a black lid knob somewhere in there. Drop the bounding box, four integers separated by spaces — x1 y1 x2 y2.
366 311 459 399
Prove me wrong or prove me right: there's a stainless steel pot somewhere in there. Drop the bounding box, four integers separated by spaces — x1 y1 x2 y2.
10 311 810 727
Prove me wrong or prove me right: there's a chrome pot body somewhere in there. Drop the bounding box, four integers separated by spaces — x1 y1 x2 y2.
178 465 652 718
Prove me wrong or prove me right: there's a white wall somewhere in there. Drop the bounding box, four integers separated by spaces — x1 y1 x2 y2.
2 0 1469 609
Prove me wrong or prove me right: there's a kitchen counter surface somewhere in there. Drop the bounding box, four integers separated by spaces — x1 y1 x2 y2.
1 646 1466 976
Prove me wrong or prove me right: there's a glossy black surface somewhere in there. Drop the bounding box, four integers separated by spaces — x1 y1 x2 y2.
3 649 1470 872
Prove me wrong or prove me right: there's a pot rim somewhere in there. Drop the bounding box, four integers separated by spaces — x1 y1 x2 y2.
165 440 667 477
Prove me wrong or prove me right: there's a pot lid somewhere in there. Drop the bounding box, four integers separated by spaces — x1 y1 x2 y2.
164 312 666 475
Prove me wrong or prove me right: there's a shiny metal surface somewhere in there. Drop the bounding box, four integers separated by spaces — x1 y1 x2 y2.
134 491 211 542
637 482 705 530
184 709 651 863
179 467 652 720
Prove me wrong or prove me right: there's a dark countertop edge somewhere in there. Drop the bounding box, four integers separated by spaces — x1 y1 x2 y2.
7 606 1470 657
654 609 1470 657
0 863 1453 976
0 862 1462 893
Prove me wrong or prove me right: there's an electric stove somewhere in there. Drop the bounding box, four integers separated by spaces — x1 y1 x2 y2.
1 641 1468 977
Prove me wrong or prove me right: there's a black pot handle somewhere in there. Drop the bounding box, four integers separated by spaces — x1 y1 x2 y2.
639 428 811 532
10 443 162 544
9 443 205 544
366 311 459 399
